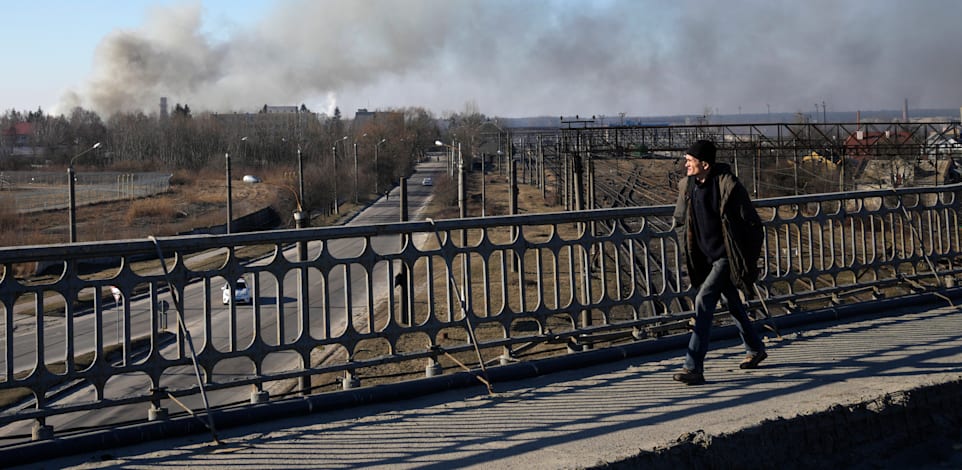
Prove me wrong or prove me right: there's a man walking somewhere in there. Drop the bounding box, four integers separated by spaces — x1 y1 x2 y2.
672 140 767 385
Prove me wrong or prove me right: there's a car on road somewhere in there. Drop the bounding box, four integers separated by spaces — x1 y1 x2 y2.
222 278 252 305
421 177 433 186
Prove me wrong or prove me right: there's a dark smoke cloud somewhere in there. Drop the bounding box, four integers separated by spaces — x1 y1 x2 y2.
64 0 962 118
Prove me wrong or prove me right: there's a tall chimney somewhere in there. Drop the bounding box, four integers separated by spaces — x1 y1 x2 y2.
160 97 169 120
902 98 908 122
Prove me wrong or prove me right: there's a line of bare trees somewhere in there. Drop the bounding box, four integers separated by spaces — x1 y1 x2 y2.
1 104 499 216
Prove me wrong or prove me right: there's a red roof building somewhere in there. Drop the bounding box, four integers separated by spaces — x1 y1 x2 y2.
843 129 917 160
1 122 34 147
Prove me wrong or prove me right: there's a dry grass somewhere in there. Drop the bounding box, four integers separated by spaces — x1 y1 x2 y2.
0 195 60 246
0 164 288 246
0 195 18 232
0 200 40 275
125 199 178 225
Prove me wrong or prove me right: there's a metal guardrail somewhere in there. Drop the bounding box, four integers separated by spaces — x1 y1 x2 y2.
0 183 959 441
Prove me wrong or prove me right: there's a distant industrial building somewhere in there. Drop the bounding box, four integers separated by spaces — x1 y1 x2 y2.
208 104 327 137
354 108 403 132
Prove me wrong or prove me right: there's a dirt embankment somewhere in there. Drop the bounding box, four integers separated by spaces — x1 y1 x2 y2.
0 169 292 246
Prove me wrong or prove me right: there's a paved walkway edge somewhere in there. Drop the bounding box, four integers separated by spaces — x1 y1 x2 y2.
600 379 962 469
5 289 961 467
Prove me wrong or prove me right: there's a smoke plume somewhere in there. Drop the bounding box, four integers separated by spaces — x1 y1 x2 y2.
64 0 962 118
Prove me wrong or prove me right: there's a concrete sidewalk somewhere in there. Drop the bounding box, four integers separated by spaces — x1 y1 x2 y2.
27 302 962 469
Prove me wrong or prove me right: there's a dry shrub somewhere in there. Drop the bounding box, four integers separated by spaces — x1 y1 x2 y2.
168 170 193 187
125 199 177 225
179 168 228 205
170 167 220 187
191 191 226 205
109 159 159 172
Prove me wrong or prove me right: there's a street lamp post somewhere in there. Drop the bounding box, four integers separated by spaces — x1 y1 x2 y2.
283 137 306 214
280 184 306 255
434 139 465 210
374 138 386 196
332 136 347 214
68 142 102 243
434 140 466 216
225 151 233 234
353 140 359 204
226 136 248 234
449 142 456 176
481 151 487 217
433 139 467 296
331 144 336 214
437 139 453 176
297 144 305 211
457 142 463 216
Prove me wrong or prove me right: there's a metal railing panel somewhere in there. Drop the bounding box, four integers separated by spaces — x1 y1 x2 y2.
0 183 961 438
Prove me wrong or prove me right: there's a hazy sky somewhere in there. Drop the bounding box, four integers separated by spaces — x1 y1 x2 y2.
3 0 961 119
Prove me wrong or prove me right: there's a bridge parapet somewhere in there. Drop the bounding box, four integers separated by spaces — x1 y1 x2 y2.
0 182 959 442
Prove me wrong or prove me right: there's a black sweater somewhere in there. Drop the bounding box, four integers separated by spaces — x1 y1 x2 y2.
691 177 727 262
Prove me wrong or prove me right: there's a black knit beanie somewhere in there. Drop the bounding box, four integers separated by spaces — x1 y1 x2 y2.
686 140 716 165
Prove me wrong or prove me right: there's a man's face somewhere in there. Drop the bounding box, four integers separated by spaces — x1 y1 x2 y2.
685 155 710 179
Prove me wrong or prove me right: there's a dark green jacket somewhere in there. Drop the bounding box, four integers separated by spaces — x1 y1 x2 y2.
673 163 764 295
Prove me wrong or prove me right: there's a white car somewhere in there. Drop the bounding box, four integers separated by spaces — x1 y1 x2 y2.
222 278 252 305
421 177 433 186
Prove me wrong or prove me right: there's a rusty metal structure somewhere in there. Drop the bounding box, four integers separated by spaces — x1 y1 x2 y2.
493 121 962 209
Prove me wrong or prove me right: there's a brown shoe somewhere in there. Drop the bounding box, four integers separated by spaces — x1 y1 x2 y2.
739 351 768 369
672 368 705 385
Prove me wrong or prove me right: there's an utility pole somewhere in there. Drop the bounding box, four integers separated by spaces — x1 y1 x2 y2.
225 152 233 234
398 177 410 326
353 141 359 204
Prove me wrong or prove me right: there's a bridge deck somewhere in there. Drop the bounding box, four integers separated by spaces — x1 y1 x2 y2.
27 297 962 469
